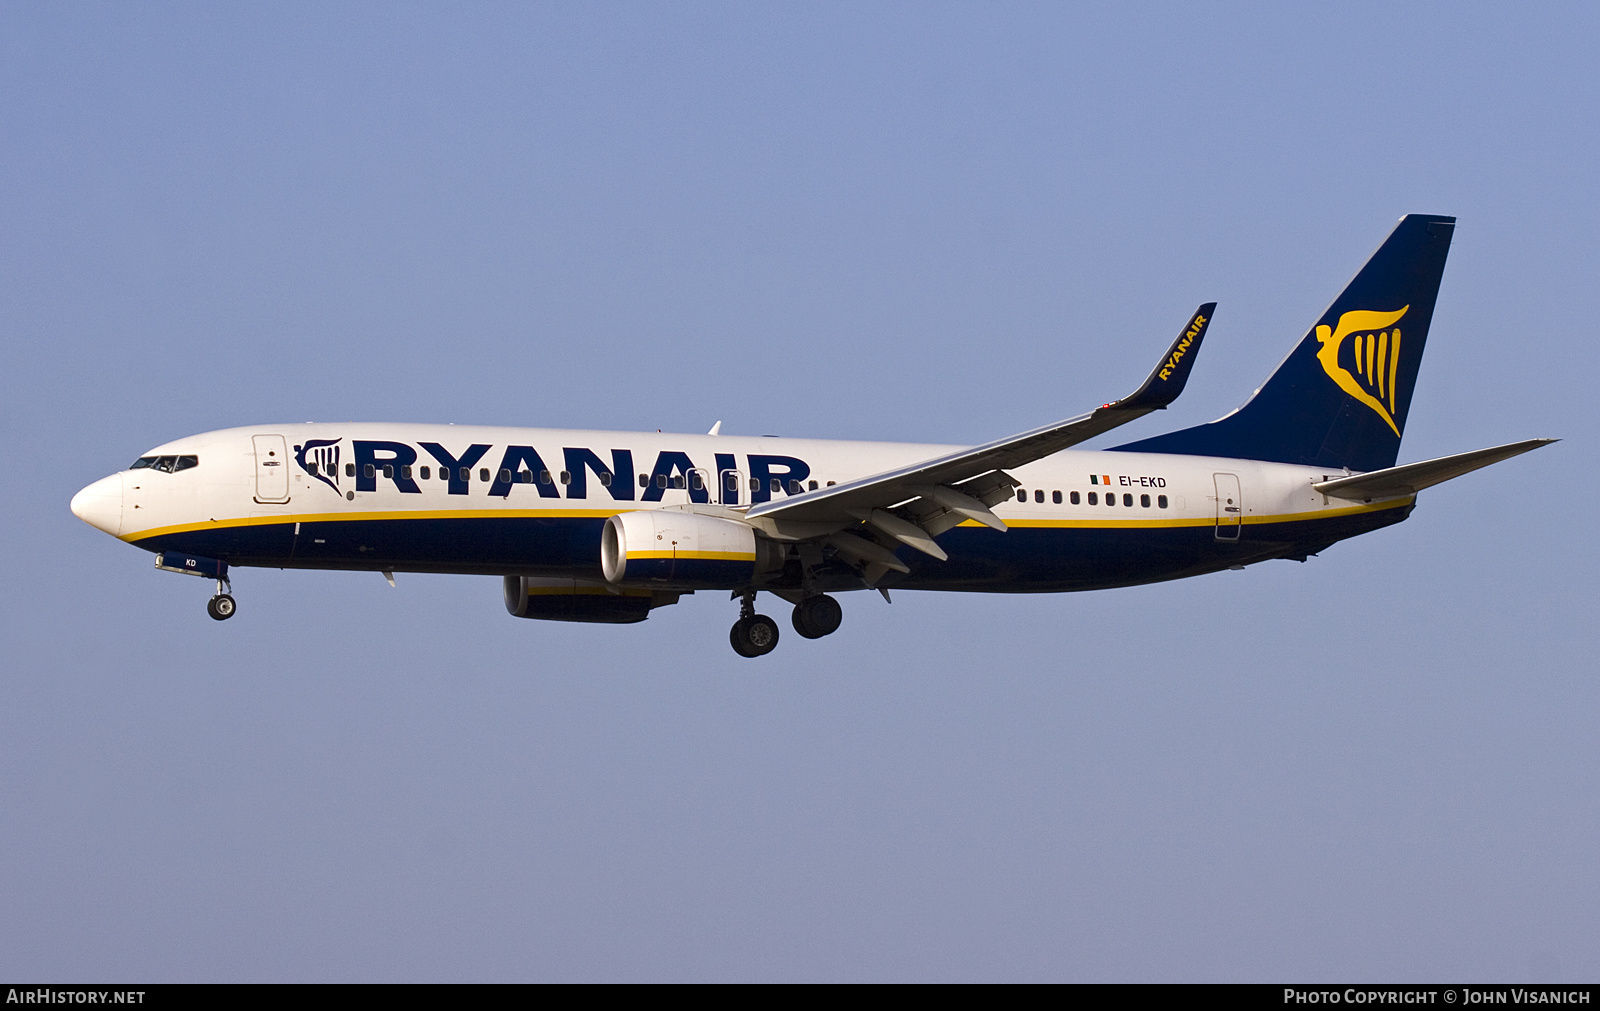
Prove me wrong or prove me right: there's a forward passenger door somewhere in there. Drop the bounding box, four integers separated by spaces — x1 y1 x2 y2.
253 434 291 503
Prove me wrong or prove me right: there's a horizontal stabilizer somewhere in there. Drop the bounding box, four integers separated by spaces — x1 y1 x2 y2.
1313 438 1556 500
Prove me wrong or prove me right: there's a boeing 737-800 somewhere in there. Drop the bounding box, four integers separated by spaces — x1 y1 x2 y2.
70 215 1553 656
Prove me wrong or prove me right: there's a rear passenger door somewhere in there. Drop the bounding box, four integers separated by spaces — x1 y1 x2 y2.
1213 472 1240 541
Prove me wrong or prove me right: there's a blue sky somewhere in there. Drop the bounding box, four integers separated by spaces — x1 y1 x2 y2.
3 3 1595 981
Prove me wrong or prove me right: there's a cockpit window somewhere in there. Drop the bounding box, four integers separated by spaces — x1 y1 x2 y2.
136 455 199 473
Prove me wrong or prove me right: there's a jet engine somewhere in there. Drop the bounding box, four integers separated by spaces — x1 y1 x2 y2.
503 576 680 624
601 509 784 589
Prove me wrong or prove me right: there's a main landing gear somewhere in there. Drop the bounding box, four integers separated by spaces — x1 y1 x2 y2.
207 579 236 621
791 594 842 639
729 591 843 657
730 591 779 657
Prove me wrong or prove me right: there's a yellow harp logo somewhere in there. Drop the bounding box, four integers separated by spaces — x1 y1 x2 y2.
1315 306 1410 436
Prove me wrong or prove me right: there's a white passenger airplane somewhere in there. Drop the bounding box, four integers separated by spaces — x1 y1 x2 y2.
71 215 1552 656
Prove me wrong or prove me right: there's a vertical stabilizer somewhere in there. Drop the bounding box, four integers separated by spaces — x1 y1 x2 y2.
1117 214 1455 472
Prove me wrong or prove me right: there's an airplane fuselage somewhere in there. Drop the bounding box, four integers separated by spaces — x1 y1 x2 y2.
73 423 1413 593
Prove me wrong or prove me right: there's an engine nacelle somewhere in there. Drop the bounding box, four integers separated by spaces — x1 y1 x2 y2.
601 510 781 589
503 576 679 624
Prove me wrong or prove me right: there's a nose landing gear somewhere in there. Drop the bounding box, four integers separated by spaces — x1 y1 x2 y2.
207 578 236 621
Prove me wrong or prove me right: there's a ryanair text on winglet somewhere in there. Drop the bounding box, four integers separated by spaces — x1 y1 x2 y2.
1158 313 1206 381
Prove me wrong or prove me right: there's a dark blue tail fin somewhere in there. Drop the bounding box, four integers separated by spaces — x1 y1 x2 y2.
1116 214 1455 473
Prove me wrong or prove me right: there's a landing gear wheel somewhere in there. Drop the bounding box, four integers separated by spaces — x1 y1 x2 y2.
207 594 237 621
792 594 843 639
730 614 780 657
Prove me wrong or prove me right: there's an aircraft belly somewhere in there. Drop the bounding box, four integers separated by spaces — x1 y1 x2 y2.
126 500 1411 585
132 515 610 577
896 503 1412 592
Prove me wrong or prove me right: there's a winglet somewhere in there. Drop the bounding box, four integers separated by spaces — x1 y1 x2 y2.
1107 303 1215 411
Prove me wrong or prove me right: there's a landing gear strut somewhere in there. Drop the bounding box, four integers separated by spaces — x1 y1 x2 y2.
207 578 236 621
791 594 842 639
729 590 779 657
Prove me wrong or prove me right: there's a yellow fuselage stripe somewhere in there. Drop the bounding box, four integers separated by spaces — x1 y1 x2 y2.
123 496 1412 544
626 550 756 562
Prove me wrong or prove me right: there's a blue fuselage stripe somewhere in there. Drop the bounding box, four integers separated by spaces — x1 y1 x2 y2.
129 505 1411 592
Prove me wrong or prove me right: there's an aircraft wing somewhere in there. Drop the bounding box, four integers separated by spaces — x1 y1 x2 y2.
746 304 1215 534
1312 438 1556 500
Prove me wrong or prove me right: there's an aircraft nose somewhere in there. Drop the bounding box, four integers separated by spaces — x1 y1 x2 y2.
71 473 124 536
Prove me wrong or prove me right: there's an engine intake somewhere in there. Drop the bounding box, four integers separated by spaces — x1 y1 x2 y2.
601 510 781 589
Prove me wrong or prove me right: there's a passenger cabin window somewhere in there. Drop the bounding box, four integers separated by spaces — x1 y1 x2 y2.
478 468 490 483
690 472 704 491
1158 495 1168 509
725 474 738 491
499 468 512 483
657 474 668 489
560 471 571 485
788 480 802 494
749 477 760 491
460 467 470 482
401 465 412 480
1123 493 1133 506
420 465 430 480
1053 491 1062 504
364 464 376 479
346 463 356 477
1017 488 1027 501
1088 492 1098 505
1141 494 1150 508
809 480 818 491
1070 491 1080 505
599 472 612 487
541 470 552 485
641 474 650 488
1034 489 1044 503
770 478 781 493
382 465 393 479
